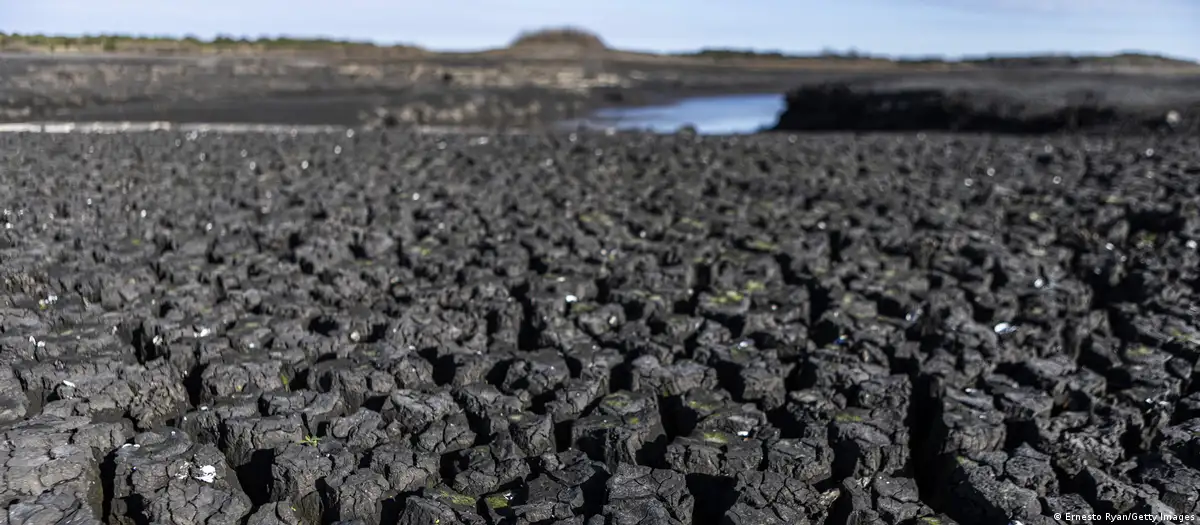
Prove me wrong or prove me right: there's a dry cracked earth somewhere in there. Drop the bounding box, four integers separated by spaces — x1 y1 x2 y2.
2 129 1200 525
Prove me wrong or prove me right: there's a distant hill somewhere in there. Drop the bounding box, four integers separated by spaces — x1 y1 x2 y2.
507 27 608 51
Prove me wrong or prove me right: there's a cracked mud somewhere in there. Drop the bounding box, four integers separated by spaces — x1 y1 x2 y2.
2 129 1200 525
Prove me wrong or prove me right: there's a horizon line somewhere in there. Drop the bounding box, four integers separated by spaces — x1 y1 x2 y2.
2 29 1196 64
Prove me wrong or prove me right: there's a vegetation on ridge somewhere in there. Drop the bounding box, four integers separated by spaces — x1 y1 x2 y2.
0 32 421 54
0 28 1194 69
681 46 1198 67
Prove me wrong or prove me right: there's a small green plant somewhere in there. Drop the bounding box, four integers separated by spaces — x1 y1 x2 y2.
835 413 864 423
710 290 745 305
746 239 778 252
603 393 630 408
485 493 511 509
299 435 321 447
436 488 476 507
1128 345 1153 357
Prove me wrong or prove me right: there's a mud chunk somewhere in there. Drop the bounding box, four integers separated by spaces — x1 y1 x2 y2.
664 430 762 477
830 407 911 478
267 443 332 521
308 359 397 411
513 451 608 523
722 471 837 525
317 469 390 525
110 428 251 525
571 391 666 469
602 464 693 525
839 476 931 525
245 503 309 525
199 357 289 402
445 436 532 496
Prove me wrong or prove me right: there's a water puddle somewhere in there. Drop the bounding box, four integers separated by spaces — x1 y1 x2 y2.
26 91 788 135
563 93 786 135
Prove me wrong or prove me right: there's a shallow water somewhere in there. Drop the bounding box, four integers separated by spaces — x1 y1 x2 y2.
565 93 787 135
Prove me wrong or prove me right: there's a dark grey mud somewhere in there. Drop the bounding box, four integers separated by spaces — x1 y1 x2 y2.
2 129 1200 525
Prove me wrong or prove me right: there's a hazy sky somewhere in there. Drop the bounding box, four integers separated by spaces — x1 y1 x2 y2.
3 0 1198 59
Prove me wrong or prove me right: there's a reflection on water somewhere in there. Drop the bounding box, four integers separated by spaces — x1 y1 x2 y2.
565 93 786 135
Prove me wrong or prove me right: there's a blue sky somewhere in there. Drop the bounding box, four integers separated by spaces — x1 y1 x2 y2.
3 0 1198 60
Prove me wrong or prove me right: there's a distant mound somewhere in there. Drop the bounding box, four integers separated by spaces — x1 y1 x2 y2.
508 27 608 51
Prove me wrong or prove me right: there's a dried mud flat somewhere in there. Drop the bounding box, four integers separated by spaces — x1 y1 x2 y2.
2 128 1200 525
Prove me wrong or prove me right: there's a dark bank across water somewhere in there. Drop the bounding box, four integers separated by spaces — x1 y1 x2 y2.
772 79 1198 135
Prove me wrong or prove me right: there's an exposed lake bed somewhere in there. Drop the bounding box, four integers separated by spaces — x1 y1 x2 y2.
8 60 1197 136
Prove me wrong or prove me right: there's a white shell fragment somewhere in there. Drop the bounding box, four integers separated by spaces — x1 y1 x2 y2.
196 465 217 483
994 322 1017 335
